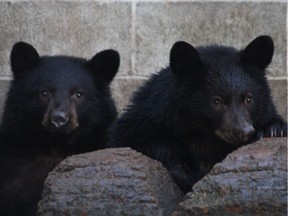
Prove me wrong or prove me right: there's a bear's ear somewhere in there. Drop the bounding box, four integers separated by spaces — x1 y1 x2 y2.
10 42 40 77
241 35 274 70
170 41 202 77
88 49 120 84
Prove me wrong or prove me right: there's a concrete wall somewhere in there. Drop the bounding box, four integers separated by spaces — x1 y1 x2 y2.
0 0 286 120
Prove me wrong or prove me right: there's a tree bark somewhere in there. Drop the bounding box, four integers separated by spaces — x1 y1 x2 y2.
38 147 183 216
174 138 287 216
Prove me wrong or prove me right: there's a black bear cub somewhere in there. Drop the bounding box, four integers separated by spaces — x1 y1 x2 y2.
0 42 120 216
109 35 287 193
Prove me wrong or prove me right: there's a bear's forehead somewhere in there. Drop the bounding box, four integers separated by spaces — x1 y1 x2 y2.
200 48 261 85
26 57 95 89
197 46 257 91
206 68 252 88
197 45 238 62
201 70 261 100
39 57 87 75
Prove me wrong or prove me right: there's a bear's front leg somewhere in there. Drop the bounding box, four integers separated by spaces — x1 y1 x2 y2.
141 137 203 193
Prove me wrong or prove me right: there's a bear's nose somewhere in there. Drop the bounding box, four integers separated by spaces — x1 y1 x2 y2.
50 111 69 128
239 125 255 142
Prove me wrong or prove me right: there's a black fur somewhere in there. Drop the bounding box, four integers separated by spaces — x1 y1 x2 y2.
0 42 120 216
108 35 287 193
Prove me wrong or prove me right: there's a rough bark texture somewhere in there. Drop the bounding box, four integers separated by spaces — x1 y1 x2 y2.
37 147 183 216
174 138 287 216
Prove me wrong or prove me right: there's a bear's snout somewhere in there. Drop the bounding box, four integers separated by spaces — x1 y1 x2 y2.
238 125 255 142
215 123 255 145
50 111 69 129
42 106 79 134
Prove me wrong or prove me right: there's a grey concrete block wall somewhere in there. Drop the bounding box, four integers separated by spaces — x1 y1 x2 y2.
135 2 286 77
0 0 286 120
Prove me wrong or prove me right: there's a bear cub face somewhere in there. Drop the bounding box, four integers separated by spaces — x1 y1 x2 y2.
1 42 120 153
170 36 282 145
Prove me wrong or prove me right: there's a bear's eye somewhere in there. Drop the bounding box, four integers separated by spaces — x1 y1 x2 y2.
76 92 82 98
213 97 223 105
41 90 49 97
245 94 253 104
75 90 83 98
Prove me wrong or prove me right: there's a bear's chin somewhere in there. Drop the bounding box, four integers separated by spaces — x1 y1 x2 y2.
43 124 78 135
214 130 249 146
